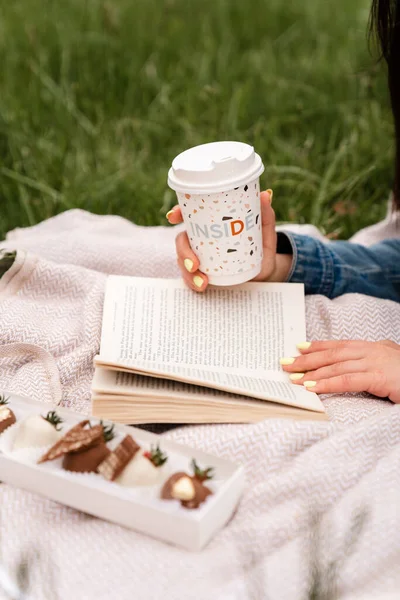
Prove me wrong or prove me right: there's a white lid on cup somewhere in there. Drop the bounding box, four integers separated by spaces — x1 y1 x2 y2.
168 141 264 194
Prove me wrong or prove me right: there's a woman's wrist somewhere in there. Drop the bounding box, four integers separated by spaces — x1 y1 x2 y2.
270 254 293 282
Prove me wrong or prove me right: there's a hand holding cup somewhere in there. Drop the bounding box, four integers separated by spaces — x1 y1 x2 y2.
168 142 265 287
167 190 292 292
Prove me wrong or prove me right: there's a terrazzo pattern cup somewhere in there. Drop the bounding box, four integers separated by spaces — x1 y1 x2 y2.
168 141 265 286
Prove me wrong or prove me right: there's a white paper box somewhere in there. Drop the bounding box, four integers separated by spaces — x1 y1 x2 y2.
0 393 245 551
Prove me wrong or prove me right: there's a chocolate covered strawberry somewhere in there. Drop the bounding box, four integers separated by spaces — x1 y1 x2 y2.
191 459 214 482
0 394 16 435
143 444 168 467
161 470 212 510
13 410 63 450
62 421 115 473
116 443 168 487
161 459 214 510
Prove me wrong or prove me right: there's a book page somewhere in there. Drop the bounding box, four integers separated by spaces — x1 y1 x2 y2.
100 276 305 372
93 366 263 402
93 365 323 413
98 276 324 413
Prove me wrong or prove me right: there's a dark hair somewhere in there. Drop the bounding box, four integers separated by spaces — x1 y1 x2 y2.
370 0 400 208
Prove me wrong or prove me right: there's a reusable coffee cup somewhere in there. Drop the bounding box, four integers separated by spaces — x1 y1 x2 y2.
168 141 265 286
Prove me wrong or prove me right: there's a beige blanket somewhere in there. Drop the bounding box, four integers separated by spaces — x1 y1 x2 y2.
0 210 399 599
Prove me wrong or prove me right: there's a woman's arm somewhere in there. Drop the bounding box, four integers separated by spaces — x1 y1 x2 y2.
169 189 400 302
278 232 400 302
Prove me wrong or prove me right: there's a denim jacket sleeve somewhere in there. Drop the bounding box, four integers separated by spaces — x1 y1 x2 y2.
277 232 400 302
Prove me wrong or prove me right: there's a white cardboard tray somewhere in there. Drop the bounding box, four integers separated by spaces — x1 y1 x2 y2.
0 393 245 551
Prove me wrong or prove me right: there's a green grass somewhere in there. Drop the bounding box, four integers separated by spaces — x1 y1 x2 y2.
0 0 395 241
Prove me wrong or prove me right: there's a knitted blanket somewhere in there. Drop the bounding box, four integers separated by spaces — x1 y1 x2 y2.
0 209 399 599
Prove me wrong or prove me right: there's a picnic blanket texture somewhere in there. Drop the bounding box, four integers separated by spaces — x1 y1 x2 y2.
0 209 399 599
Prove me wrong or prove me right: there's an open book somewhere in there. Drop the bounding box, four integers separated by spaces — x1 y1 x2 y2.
92 277 327 423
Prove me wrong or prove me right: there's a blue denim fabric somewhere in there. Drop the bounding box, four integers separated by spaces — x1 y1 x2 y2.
277 232 400 302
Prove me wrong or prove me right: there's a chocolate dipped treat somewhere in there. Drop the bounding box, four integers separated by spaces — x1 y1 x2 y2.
116 444 168 488
98 435 140 481
161 459 214 509
191 459 215 483
0 395 16 435
38 420 103 463
13 410 63 450
181 478 212 509
62 422 115 473
161 472 194 500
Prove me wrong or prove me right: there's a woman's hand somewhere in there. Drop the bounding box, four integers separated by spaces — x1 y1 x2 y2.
167 190 293 292
281 340 400 403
